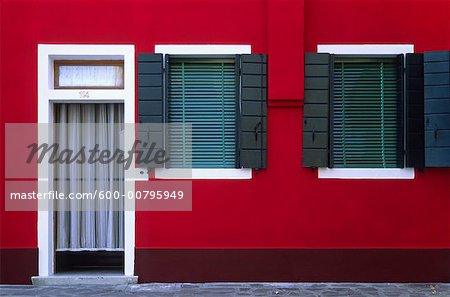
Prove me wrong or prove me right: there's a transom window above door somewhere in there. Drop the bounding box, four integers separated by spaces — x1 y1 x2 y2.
54 60 124 89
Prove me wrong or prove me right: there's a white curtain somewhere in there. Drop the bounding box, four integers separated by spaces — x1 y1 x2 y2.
55 104 124 251
58 65 124 88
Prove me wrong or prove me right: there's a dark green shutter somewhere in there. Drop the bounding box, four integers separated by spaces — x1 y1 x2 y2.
167 56 238 168
396 54 405 168
137 53 164 168
405 53 425 168
239 54 267 169
424 51 450 167
303 53 330 167
331 56 403 168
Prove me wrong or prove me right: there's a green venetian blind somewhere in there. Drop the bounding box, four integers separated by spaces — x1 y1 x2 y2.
332 58 401 168
168 58 237 168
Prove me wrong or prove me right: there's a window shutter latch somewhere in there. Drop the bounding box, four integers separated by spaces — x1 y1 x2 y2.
254 121 262 142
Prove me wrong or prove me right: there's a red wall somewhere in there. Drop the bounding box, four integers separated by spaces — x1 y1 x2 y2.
1 0 449 251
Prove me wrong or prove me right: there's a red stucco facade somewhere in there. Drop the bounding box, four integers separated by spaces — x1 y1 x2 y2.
1 0 449 284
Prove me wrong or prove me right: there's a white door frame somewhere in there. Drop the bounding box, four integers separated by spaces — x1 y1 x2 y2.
37 44 146 276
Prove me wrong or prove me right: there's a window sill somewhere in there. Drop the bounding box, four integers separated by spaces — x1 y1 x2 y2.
318 168 415 179
154 168 252 180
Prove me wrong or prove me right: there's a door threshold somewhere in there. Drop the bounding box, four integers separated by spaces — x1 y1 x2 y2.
31 272 138 285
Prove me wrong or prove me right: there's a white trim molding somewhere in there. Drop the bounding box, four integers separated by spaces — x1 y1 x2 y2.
155 44 251 55
154 44 252 180
317 44 414 55
317 44 415 180
155 168 252 180
318 168 414 179
37 44 144 277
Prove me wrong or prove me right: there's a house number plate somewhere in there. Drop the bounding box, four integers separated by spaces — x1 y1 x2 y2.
79 91 90 99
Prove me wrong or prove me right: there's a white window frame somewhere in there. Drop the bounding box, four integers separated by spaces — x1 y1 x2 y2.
317 44 415 179
154 45 253 180
37 44 146 277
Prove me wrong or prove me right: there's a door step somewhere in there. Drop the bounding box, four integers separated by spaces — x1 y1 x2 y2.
31 273 138 285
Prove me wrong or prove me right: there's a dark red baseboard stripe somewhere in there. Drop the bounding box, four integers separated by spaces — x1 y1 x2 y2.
135 249 450 283
0 248 38 284
1 248 448 284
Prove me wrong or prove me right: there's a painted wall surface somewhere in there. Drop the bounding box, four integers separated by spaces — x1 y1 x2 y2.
1 0 449 255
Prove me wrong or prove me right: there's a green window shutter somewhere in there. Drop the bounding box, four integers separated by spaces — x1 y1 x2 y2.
424 51 450 167
239 54 267 169
331 56 403 168
167 56 238 168
303 53 330 168
137 53 164 168
405 53 425 168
